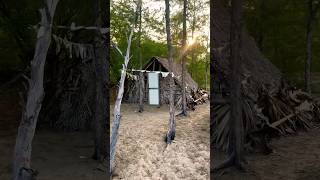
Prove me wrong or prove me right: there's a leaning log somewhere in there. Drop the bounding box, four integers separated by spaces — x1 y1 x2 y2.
13 1 59 180
110 0 141 174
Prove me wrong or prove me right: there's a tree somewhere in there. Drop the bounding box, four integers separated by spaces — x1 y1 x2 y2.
138 0 144 113
257 0 266 51
213 0 244 171
92 0 109 163
190 0 196 78
229 0 244 169
110 0 141 174
181 0 187 116
12 1 59 179
305 0 319 94
165 0 176 144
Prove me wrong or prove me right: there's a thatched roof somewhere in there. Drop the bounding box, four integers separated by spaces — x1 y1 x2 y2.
212 2 282 100
143 56 198 92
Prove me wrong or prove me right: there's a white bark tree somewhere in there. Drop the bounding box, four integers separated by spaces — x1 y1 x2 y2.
13 0 59 179
110 0 141 174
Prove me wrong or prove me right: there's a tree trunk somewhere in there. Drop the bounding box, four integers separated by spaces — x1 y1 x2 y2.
181 0 187 116
93 0 109 163
191 0 196 78
12 1 59 179
165 0 176 144
138 0 144 113
110 0 141 173
205 59 208 91
213 0 245 171
230 0 244 168
257 0 266 51
305 0 313 94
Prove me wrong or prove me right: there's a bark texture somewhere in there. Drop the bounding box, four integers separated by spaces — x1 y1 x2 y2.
93 0 109 163
13 0 59 179
181 0 187 116
165 0 176 144
138 0 144 113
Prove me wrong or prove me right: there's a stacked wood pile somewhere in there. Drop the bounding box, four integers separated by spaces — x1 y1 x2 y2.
212 2 320 153
182 88 209 111
213 82 320 152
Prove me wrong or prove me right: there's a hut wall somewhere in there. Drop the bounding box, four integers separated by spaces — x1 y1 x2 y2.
159 76 182 105
123 72 188 106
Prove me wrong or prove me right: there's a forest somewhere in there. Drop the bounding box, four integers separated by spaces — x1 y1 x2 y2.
1 0 320 179
110 0 210 89
212 0 320 179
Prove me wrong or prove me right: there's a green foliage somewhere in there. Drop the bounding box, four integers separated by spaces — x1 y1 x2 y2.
245 0 320 91
110 0 209 87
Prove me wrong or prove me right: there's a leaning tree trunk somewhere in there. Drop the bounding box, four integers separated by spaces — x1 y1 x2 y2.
165 0 176 144
181 0 187 116
110 0 141 173
12 0 59 179
138 0 144 113
93 0 109 162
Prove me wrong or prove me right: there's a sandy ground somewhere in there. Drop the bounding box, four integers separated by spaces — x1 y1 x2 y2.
112 103 210 180
213 127 320 180
0 88 106 180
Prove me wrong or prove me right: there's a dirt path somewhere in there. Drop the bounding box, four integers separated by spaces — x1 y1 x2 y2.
112 103 210 180
213 127 320 180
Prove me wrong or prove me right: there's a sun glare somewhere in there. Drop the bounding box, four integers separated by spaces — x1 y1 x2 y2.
187 38 196 47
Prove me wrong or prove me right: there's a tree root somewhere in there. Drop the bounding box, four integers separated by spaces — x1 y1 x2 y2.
213 150 246 174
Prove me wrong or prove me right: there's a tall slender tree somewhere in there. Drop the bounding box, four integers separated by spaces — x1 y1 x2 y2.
165 0 176 144
257 0 266 51
305 0 319 94
93 0 109 163
138 0 144 113
213 0 244 171
181 0 187 116
229 0 244 169
190 0 196 78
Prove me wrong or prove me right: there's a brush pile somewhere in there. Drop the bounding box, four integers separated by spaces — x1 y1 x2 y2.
185 89 209 111
211 2 320 153
212 81 320 152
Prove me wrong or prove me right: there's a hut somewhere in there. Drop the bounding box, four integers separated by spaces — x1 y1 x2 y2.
212 2 320 152
123 57 198 107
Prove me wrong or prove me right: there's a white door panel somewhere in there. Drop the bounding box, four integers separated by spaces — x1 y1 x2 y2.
148 73 159 88
148 72 159 105
149 89 159 105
